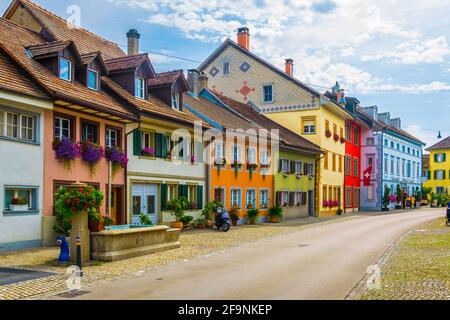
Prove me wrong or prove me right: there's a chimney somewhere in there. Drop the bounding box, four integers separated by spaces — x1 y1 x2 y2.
198 72 209 92
361 106 378 120
285 59 294 76
126 29 140 56
237 27 250 51
390 118 401 130
378 112 391 125
187 69 200 97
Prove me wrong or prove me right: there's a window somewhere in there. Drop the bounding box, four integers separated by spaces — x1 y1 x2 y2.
171 91 179 110
54 116 72 139
231 144 243 163
262 85 273 103
20 115 34 141
353 158 359 177
354 127 359 145
367 155 374 167
260 150 271 166
436 187 445 194
106 128 119 148
132 195 141 215
402 159 406 177
396 157 400 176
135 77 145 99
345 187 352 208
260 190 269 209
345 124 351 141
59 58 72 81
303 117 316 134
281 191 289 207
366 137 374 145
390 141 394 149
214 142 226 164
167 184 177 202
367 184 374 200
345 155 352 176
325 120 330 133
304 163 314 176
435 170 446 180
4 187 38 212
187 185 197 204
435 153 446 163
246 147 257 164
294 161 303 174
323 152 329 170
222 60 230 75
246 189 256 209
407 161 411 178
338 155 343 173
81 121 98 143
323 186 327 205
354 188 360 208
6 112 18 138
281 159 290 173
332 153 336 172
214 187 225 203
384 139 388 146
294 192 303 206
87 69 99 90
231 189 242 208
384 154 389 174
397 143 400 150
0 111 3 136
390 156 395 175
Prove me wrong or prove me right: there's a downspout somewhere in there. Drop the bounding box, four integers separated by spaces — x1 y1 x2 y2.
315 151 326 217
124 121 141 224
380 129 385 211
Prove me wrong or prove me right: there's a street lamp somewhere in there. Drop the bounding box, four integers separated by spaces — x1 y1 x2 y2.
437 131 442 139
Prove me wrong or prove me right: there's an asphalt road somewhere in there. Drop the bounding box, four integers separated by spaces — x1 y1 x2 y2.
57 209 443 300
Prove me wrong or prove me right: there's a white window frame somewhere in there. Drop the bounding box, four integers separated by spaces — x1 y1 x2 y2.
303 122 316 134
281 159 290 173
106 128 118 148
246 147 257 164
54 116 71 140
281 191 289 206
230 144 243 163
87 69 99 91
262 84 274 103
135 77 145 99
305 163 314 176
6 111 19 138
260 189 269 209
246 189 256 209
214 141 226 164
294 161 303 174
222 60 230 76
59 57 72 82
20 114 34 141
171 90 179 110
230 188 242 208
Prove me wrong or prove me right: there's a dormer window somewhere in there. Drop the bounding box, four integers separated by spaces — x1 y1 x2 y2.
135 77 145 99
87 69 99 91
172 91 179 110
59 58 72 81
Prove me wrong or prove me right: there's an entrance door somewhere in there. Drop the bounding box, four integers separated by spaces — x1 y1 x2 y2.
131 184 158 225
308 191 314 216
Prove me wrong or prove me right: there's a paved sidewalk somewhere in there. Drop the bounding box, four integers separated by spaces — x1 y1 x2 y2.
0 214 350 300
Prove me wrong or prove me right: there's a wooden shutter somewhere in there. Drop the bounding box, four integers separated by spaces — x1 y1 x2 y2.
161 134 168 158
444 153 447 162
278 159 283 172
276 192 281 206
155 133 162 158
160 184 167 211
444 171 447 180
434 171 437 180
302 192 307 206
289 192 295 206
434 154 438 162
178 185 188 199
197 186 203 209
290 161 296 174
133 129 142 156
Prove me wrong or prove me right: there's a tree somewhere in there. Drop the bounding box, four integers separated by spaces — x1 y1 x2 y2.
382 186 391 210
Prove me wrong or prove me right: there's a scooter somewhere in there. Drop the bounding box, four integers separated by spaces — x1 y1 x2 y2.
446 207 450 227
214 207 231 232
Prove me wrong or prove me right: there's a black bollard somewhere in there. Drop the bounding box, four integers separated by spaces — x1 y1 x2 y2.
76 235 83 277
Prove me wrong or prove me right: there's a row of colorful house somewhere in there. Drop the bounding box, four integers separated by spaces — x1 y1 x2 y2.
0 0 426 250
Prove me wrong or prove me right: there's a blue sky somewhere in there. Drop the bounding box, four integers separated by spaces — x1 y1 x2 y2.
1 0 449 148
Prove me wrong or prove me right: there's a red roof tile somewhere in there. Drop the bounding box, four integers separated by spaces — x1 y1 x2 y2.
426 136 450 151
105 54 150 73
148 70 183 87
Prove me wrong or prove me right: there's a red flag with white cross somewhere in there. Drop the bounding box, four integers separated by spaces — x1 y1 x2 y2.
363 165 373 186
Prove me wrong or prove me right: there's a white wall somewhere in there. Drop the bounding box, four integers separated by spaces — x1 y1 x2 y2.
0 102 46 249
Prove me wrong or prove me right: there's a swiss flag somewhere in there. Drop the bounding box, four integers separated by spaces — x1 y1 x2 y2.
363 165 373 186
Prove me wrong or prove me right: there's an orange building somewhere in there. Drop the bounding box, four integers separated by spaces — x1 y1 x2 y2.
184 90 273 222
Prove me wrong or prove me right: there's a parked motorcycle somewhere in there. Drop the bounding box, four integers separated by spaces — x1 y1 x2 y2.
214 207 231 232
446 202 450 227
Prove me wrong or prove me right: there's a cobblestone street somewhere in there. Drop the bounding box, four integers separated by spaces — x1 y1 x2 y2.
362 218 450 300
0 216 344 300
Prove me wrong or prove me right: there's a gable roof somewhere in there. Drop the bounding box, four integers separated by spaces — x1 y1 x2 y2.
426 136 450 151
210 91 322 153
80 51 108 74
0 17 137 120
198 38 325 99
0 47 49 100
105 53 154 74
148 70 187 88
4 0 125 60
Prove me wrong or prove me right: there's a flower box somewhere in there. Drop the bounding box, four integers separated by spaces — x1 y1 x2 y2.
231 162 243 168
10 204 29 212
247 163 258 170
142 148 155 157
260 164 271 169
340 137 345 144
325 130 332 138
333 134 340 142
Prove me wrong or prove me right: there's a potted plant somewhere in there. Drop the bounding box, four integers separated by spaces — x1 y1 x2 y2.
180 215 194 228
260 163 271 169
194 217 207 229
325 129 332 138
268 206 283 223
231 161 243 169
88 210 105 232
168 196 188 229
139 213 153 226
142 147 155 157
202 200 223 228
395 184 403 209
336 208 343 216
105 147 128 173
246 208 260 225
10 197 28 211
382 186 391 211
228 205 240 226
81 141 105 175
53 137 81 169
333 133 340 142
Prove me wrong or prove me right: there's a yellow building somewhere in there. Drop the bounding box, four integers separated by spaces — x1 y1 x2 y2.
423 136 450 194
198 27 353 216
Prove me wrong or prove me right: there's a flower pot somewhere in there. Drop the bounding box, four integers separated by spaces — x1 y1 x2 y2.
249 218 256 225
207 221 215 228
232 220 238 226
88 221 105 232
170 221 184 229
270 216 281 223
10 204 29 211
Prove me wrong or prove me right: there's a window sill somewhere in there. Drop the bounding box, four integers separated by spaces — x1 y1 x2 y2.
0 136 40 146
3 210 40 216
139 155 157 160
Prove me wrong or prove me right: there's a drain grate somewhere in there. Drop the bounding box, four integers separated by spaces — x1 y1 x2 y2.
57 290 90 298
0 268 54 286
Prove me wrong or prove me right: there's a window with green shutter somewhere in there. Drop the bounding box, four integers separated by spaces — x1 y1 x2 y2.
197 186 203 209
133 129 142 156
160 184 167 211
